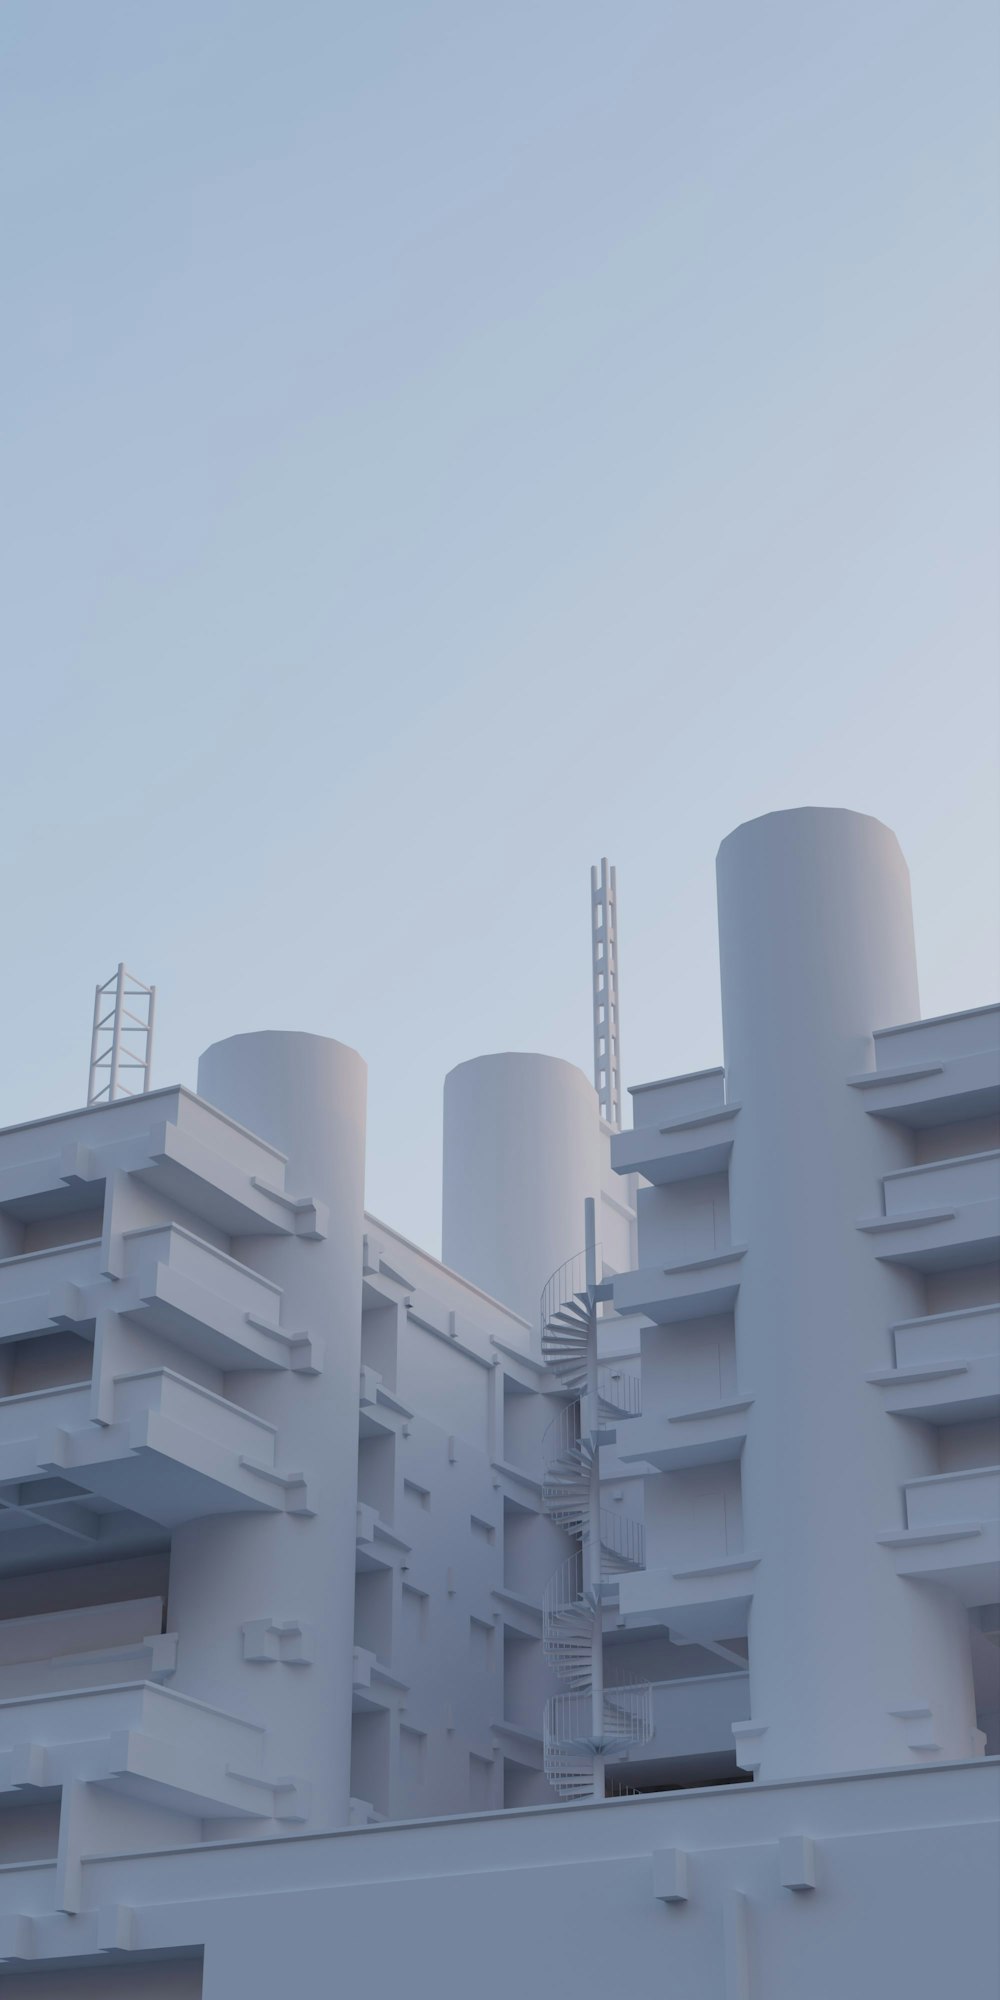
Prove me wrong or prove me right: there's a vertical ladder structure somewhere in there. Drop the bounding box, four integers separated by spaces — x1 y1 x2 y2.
87 965 156 1105
591 859 622 1131
539 1199 651 1800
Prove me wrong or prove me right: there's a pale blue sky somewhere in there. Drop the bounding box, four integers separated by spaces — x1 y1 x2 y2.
3 0 998 1252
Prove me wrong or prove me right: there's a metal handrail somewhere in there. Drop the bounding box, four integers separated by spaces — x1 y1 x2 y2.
541 1549 586 1629
597 1366 641 1418
540 1243 602 1334
598 1509 645 1569
541 1399 582 1466
544 1683 653 1751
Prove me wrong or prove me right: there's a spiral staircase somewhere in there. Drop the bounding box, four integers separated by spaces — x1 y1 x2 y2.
539 1203 652 1800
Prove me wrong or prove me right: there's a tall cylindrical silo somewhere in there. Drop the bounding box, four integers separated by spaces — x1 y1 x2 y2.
168 1030 367 1830
718 808 978 1779
442 1053 602 1330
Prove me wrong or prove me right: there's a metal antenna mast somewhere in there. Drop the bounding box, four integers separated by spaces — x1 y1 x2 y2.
87 965 156 1105
590 859 622 1130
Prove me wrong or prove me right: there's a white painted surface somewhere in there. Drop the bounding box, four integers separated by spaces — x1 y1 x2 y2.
0 807 996 1993
442 1052 602 1325
715 810 982 1778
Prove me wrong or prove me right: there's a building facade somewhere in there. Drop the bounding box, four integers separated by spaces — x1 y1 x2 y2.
0 807 997 1996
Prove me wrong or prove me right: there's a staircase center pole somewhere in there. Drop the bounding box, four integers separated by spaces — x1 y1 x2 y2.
583 1198 606 1800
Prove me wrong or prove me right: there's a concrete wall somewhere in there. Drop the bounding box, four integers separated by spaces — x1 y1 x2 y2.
0 1764 996 1998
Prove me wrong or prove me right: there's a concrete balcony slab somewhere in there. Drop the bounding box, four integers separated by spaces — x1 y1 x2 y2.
0 1597 175 1700
880 1466 1000 1607
849 1044 1000 1127
859 1150 1000 1272
611 1105 739 1188
117 1225 303 1371
632 1669 751 1762
868 1301 1000 1420
893 1302 1000 1370
0 1369 306 1549
616 1398 753 1471
855 1005 1000 1128
618 1553 759 1643
0 1680 283 1820
0 1240 103 1343
627 1068 727 1131
0 1088 313 1241
613 1248 746 1325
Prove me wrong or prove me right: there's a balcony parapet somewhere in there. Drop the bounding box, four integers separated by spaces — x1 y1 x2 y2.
355 1504 411 1573
351 1645 408 1713
0 1368 310 1530
627 1068 726 1132
611 1104 740 1189
849 1004 1000 1126
0 1598 176 1700
873 1002 999 1064
632 1669 751 1763
868 1305 1000 1422
358 1366 412 1439
617 1397 753 1471
0 1679 301 1820
0 1239 103 1343
0 1226 320 1376
613 1248 746 1326
0 1088 327 1242
116 1223 314 1373
879 1466 1000 1607
618 1552 759 1643
859 1150 1000 1271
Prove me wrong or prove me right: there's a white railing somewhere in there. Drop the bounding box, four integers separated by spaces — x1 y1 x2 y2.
540 1245 601 1334
539 1234 648 1799
541 1377 641 1487
598 1509 645 1570
541 1401 585 1475
597 1366 641 1418
544 1683 653 1754
541 1549 587 1631
602 1681 654 1744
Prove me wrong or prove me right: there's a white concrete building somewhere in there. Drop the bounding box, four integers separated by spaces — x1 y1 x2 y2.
0 807 997 1997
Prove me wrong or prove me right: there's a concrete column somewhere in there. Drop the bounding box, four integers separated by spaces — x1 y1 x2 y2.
442 1053 601 1328
168 1031 367 1830
718 808 978 1779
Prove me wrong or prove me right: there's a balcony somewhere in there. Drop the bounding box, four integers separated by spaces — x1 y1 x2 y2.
352 1645 407 1714
0 1368 310 1555
879 1466 1000 1607
0 1239 103 1343
116 1224 317 1372
0 1598 176 1701
617 1397 752 1472
850 1004 1000 1128
0 1226 319 1375
613 1248 746 1326
627 1068 727 1131
859 1151 1000 1271
628 1669 750 1763
868 1304 1000 1423
0 1679 299 1822
611 1087 738 1189
355 1503 410 1573
359 1366 412 1439
618 1552 759 1643
0 1087 326 1243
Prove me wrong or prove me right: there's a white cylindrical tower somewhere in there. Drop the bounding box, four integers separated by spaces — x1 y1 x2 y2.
168 1031 367 1830
442 1053 601 1327
718 808 979 1779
